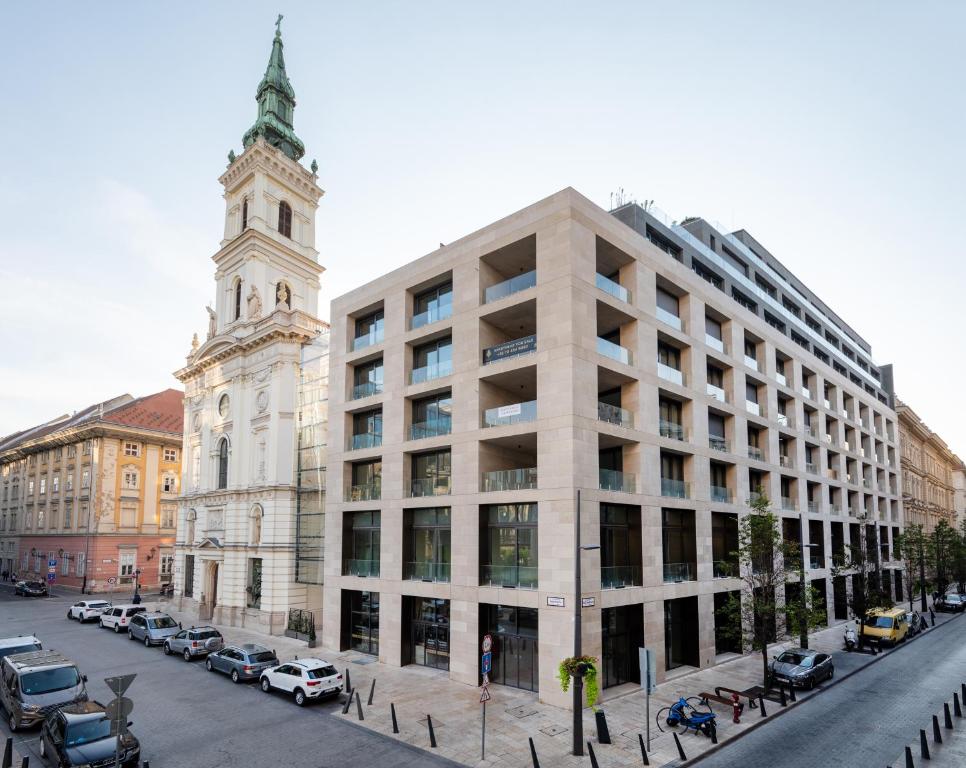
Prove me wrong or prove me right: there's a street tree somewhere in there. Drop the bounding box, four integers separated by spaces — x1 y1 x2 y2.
927 519 958 597
952 520 966 595
895 523 928 611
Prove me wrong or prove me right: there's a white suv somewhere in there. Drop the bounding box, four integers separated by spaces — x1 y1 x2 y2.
259 658 343 706
67 600 111 622
99 604 147 633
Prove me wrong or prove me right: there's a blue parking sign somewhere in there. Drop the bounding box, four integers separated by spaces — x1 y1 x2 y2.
481 651 492 675
48 559 57 568
47 573 56 583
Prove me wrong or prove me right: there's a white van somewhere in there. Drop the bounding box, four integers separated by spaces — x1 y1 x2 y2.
0 635 42 662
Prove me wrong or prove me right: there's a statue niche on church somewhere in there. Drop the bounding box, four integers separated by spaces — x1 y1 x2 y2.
247 285 263 319
275 282 291 309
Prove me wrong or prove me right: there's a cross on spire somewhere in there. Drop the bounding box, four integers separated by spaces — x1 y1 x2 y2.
275 14 283 35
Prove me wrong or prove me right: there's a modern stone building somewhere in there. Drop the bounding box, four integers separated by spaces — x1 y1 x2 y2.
323 188 904 707
0 389 182 593
896 399 965 534
172 25 328 635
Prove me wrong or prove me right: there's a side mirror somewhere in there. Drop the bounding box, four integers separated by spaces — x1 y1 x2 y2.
81 675 88 683
127 720 133 727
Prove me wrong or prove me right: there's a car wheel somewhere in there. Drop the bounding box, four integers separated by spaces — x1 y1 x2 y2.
144 635 152 648
67 610 73 620
7 712 17 732
128 630 135 641
114 623 121 634
231 669 240 684
183 649 192 662
205 658 214 672
260 677 271 693
294 688 306 707
807 676 816 690
163 643 171 655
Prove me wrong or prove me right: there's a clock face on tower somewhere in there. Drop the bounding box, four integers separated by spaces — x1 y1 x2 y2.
218 394 230 418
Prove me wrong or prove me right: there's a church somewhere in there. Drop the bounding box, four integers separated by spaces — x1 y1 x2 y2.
173 21 327 636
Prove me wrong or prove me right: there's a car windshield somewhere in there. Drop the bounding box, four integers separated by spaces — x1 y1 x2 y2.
21 667 80 695
65 717 112 747
148 617 177 629
195 630 220 640
250 652 276 663
26 582 44 589
947 595 962 603
868 616 895 628
776 652 813 667
307 665 338 679
0 643 42 660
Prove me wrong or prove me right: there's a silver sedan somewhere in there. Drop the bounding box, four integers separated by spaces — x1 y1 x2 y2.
205 644 279 683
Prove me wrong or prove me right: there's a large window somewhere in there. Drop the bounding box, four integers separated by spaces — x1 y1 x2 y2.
404 507 451 582
353 358 384 399
278 200 292 238
353 310 384 350
351 409 383 450
217 438 229 489
712 512 739 577
412 337 453 384
348 460 381 501
662 508 696 582
183 554 195 597
412 282 453 328
346 590 379 656
408 597 450 670
600 504 642 588
410 449 451 497
411 391 452 439
481 503 538 589
480 604 538 691
344 511 380 577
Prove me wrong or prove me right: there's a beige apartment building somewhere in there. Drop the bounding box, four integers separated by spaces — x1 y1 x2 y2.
897 399 965 534
323 188 903 708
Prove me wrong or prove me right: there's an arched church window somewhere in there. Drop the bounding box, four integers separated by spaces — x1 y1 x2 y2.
241 197 248 231
234 279 243 321
278 201 292 238
217 438 229 490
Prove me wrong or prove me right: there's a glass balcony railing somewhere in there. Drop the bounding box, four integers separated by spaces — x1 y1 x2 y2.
801 386 813 400
663 562 695 583
410 360 453 385
777 413 792 428
352 327 384 351
657 362 685 386
750 490 767 505
343 559 380 578
745 400 762 417
809 555 824 570
659 420 688 441
597 402 633 428
601 565 643 589
744 355 759 371
352 381 383 400
779 455 794 469
345 482 381 502
409 418 452 440
481 467 537 492
713 560 737 579
404 561 451 583
597 337 632 365
705 334 725 353
656 306 684 332
595 273 630 303
776 372 787 386
823 398 831 409
661 478 690 498
410 303 453 330
409 476 451 497
825 468 839 480
807 501 819 514
830 504 843 515
804 425 819 438
709 436 730 453
482 400 537 428
748 446 765 461
781 496 797 511
710 485 733 503
706 383 728 403
480 564 537 589
349 433 382 451
805 462 818 474
599 468 636 493
483 334 537 365
484 269 536 303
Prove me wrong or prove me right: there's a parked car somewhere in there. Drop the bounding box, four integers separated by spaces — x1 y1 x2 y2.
39 700 140 767
163 626 224 661
0 649 88 731
904 610 926 636
259 657 343 706
936 593 966 613
127 612 180 647
99 605 147 633
206 644 279 683
769 647 834 689
0 635 42 663
14 580 49 597
861 607 910 646
67 600 111 623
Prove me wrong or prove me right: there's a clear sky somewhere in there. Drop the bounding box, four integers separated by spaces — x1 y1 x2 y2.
1 1 963 457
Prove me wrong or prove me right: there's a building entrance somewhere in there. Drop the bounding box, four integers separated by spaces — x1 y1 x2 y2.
480 604 538 692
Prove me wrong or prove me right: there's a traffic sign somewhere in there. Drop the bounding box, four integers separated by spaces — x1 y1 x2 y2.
481 634 492 653
46 573 55 583
48 559 57 568
479 686 491 703
107 576 117 585
106 696 133 735
481 651 492 676
47 566 56 574
104 673 137 697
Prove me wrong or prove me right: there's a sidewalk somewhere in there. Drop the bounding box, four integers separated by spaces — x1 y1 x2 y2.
156 598 955 768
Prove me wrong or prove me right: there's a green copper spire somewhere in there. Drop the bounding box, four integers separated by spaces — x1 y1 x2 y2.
242 16 305 162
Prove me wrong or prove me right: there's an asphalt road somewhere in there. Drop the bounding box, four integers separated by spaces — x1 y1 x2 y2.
696 610 966 768
0 586 461 768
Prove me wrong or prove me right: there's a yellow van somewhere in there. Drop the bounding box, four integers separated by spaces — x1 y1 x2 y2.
860 607 908 646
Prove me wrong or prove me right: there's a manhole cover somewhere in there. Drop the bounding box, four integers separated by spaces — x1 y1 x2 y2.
540 724 568 736
507 705 539 719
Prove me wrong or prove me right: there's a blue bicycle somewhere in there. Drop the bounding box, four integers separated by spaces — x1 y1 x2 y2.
656 696 718 738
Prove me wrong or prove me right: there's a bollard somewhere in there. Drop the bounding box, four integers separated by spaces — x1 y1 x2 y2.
587 742 600 768
710 724 718 744
638 734 650 766
920 728 930 760
19 758 27 768
367 678 376 706
962 682 966 705
391 702 399 734
595 710 612 744
905 744 915 768
944 702 953 730
528 736 540 768
344 668 351 692
341 688 353 715
672 732 688 761
933 714 943 744
143 763 149 768
930 610 935 627
788 684 797 702
3 737 11 768
427 714 437 748
731 693 741 724
355 689 365 721
955 692 963 718
779 684 787 707
758 694 768 717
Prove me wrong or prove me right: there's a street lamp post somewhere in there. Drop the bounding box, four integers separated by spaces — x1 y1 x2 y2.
572 489 599 757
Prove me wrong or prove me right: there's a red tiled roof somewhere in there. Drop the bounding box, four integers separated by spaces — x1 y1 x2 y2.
102 388 183 434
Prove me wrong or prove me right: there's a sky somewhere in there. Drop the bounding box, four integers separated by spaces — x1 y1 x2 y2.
0 1 963 457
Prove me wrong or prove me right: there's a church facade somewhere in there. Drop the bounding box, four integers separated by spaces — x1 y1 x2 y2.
173 25 327 635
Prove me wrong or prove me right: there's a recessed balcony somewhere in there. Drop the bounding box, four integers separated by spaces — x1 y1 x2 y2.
656 306 685 332
410 360 453 385
343 559 380 578
776 372 787 386
745 400 762 417
348 433 382 451
409 417 452 441
597 337 633 365
658 363 685 386
482 400 537 428
661 478 690 499
710 485 733 503
404 561 451 583
706 335 726 354
352 326 384 352
480 564 537 590
598 402 634 429
663 562 695 583
408 476 451 498
744 355 759 371
659 420 689 442
709 436 730 453
601 565 643 589
351 381 383 400
599 468 636 493
481 467 537 492
411 303 453 331
484 269 537 304
779 455 794 469
344 482 381 502
596 273 631 303
781 496 798 511
748 446 765 461
707 384 728 403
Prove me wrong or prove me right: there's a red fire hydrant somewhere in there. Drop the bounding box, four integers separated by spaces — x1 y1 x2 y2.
732 693 741 724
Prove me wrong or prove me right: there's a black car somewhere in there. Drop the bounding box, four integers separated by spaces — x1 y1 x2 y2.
40 701 140 768
936 594 966 613
14 580 48 597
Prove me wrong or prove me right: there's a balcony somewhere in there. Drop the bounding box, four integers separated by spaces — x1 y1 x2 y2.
781 497 797 511
597 337 633 365
710 485 733 503
410 360 453 385
596 273 631 303
748 446 765 461
804 425 819 438
706 335 726 354
352 381 383 400
352 327 384 351
484 269 537 304
656 306 684 332
659 420 689 442
779 455 794 469
777 413 793 428
713 560 737 579
744 355 759 371
343 559 380 578
345 482 381 502
805 461 817 474
404 561 451 583
408 476 451 498
482 400 537 428
706 383 728 403
349 433 382 451
807 501 819 514
597 402 634 429
480 564 537 589
709 436 730 453
599 468 636 493
830 504 842 515
801 387 813 400
663 562 695 583
825 468 839 480
411 303 452 330
776 372 787 386
809 554 824 570
658 363 686 386
409 418 452 440
862 479 872 489
823 398 831 409
601 565 643 589
661 478 690 499
481 467 537 492
745 400 762 417
483 334 537 365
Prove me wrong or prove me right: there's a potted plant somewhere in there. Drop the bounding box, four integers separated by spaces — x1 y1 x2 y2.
307 623 317 648
558 655 609 743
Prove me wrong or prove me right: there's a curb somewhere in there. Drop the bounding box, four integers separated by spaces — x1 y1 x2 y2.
684 611 964 766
